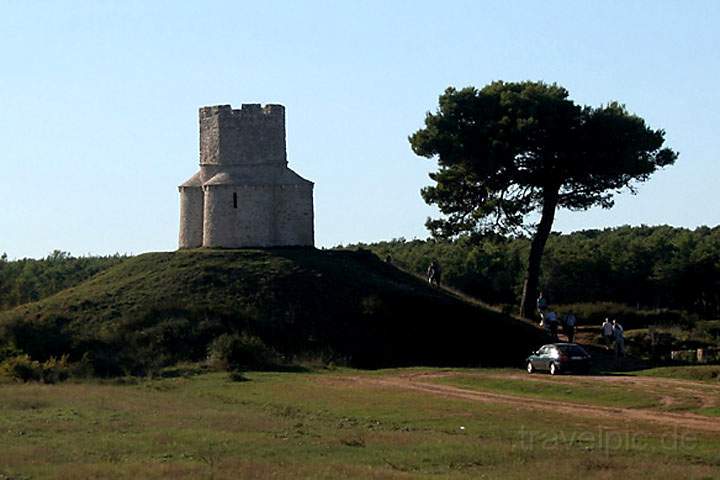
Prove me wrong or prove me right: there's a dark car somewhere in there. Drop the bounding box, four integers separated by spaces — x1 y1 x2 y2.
526 343 591 375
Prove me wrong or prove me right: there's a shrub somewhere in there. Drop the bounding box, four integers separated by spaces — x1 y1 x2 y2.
69 352 95 378
40 354 71 383
0 354 42 381
207 333 278 371
0 354 76 383
0 342 23 363
2 314 73 362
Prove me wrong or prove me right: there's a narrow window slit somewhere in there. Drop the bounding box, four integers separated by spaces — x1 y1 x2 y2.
233 192 238 208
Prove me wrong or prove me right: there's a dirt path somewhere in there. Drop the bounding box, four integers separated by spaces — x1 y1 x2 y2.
324 372 720 433
483 371 720 409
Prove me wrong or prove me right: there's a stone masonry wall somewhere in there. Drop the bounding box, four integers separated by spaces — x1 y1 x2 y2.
200 104 286 166
274 184 314 246
203 185 274 248
202 184 313 248
180 103 314 249
178 186 204 248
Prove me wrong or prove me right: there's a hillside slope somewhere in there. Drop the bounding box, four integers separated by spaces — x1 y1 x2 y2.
0 248 545 375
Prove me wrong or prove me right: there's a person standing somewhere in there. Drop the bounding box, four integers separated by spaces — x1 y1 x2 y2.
427 261 442 287
427 261 436 285
433 261 442 287
545 310 559 341
537 292 548 318
563 312 577 343
613 319 625 368
602 318 614 350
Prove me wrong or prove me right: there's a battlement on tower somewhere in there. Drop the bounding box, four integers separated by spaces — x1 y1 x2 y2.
199 103 286 166
199 104 285 122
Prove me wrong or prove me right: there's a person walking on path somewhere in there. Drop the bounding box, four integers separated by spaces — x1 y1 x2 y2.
427 261 442 287
537 292 548 319
539 313 551 337
602 318 614 350
426 261 435 285
545 310 559 341
613 319 625 368
563 312 577 343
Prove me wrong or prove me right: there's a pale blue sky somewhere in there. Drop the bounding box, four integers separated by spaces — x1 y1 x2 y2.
1 1 718 258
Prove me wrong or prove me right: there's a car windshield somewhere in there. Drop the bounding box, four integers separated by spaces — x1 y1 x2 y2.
557 345 588 356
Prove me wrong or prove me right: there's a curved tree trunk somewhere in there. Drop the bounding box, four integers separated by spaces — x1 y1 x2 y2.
520 184 560 319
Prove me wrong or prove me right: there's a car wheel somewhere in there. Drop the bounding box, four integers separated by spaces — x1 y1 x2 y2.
527 362 534 374
549 363 558 376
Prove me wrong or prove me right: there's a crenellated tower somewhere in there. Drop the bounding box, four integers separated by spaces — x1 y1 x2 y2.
199 104 287 166
178 103 314 249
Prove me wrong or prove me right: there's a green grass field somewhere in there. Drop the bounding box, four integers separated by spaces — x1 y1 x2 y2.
1 367 719 479
630 365 720 383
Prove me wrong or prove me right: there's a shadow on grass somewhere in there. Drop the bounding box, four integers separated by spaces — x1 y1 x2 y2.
159 363 313 379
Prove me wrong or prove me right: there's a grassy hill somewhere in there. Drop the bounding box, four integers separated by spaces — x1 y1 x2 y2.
0 248 545 376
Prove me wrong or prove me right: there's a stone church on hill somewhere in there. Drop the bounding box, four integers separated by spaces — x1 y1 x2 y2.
178 104 314 248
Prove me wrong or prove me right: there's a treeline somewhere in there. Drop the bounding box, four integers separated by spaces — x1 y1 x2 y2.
3 225 720 318
348 225 720 318
0 251 126 310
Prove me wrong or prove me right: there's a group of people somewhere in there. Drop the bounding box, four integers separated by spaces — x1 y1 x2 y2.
538 292 626 367
536 292 576 343
422 272 627 365
602 317 625 365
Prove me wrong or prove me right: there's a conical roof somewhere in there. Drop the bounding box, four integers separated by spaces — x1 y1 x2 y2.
203 166 313 187
179 171 202 188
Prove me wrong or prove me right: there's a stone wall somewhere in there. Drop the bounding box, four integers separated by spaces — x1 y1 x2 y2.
178 186 204 248
200 104 286 166
275 184 314 246
180 103 314 249
203 185 274 248
202 184 313 248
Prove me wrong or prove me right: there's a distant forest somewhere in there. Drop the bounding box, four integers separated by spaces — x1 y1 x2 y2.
0 251 126 310
347 225 720 318
2 225 719 318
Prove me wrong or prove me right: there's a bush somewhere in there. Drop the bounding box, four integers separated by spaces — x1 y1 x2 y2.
0 342 23 363
0 354 42 381
69 352 95 378
0 354 78 383
39 355 72 383
207 333 278 371
2 314 73 362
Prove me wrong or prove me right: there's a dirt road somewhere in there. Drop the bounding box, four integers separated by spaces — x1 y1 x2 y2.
325 371 720 433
